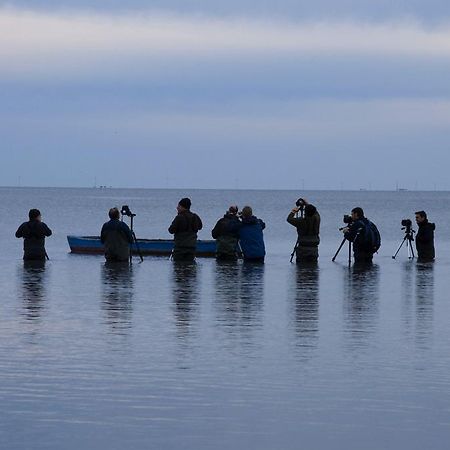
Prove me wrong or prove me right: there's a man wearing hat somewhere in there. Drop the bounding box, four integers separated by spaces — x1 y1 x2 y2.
168 198 203 262
211 205 241 261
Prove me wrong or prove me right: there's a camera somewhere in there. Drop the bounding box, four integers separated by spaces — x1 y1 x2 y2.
343 214 353 225
295 198 306 208
121 205 136 217
401 219 412 228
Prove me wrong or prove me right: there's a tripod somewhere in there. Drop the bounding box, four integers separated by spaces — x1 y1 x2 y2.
332 237 352 265
290 207 304 263
392 228 415 260
121 211 144 264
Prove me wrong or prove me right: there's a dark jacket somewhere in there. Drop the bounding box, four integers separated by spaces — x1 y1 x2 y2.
416 220 435 260
344 218 373 253
287 211 320 247
16 220 52 260
168 210 203 250
101 219 133 262
236 216 266 259
211 213 240 258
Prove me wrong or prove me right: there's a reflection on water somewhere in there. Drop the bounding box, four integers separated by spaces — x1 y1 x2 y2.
342 264 380 347
401 261 415 335
101 262 134 334
19 260 48 321
289 264 320 353
415 262 434 347
214 261 265 345
171 262 199 338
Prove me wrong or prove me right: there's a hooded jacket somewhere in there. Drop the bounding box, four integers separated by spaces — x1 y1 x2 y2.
416 220 435 260
236 216 266 259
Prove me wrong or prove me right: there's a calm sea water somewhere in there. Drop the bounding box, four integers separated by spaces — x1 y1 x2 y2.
1 187 450 450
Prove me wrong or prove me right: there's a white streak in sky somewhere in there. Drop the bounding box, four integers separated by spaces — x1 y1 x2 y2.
1 8 450 77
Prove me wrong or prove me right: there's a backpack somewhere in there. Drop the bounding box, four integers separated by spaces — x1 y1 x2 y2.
363 220 381 253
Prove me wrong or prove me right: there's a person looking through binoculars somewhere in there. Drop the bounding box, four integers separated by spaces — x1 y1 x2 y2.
415 210 435 262
287 198 320 263
211 205 241 261
342 207 380 265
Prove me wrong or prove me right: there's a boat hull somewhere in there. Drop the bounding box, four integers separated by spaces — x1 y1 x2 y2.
67 235 217 257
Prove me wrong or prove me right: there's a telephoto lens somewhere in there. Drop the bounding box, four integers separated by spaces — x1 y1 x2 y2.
121 205 132 217
343 214 353 224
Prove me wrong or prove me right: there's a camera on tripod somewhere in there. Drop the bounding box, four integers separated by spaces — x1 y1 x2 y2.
121 205 136 218
392 218 415 259
401 218 412 230
343 214 353 225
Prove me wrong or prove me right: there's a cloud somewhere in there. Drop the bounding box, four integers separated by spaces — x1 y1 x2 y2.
1 8 450 79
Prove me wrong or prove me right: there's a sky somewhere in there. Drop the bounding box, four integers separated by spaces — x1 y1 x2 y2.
1 1 450 190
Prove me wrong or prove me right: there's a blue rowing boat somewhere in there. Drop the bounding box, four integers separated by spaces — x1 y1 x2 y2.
67 235 217 257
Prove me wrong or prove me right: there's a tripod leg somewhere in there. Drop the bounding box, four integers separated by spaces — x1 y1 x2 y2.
409 239 415 259
392 236 407 259
133 232 144 263
290 239 299 263
348 241 352 266
332 237 347 262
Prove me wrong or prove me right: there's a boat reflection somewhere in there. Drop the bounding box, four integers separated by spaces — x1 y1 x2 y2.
101 262 134 334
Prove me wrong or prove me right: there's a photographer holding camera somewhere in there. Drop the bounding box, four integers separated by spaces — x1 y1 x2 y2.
287 198 320 263
211 205 241 261
100 207 133 262
415 210 435 261
342 207 380 264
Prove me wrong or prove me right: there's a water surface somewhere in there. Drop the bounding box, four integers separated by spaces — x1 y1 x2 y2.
1 188 449 450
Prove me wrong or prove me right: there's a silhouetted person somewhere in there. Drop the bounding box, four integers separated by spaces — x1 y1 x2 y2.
415 210 435 262
100 207 133 262
287 199 320 263
212 205 240 261
343 207 380 265
168 198 203 262
16 209 52 261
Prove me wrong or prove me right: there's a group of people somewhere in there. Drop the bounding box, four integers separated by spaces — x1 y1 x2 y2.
97 198 265 263
286 200 435 264
15 198 436 264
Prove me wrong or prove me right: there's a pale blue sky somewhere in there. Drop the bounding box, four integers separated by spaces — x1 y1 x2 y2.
1 2 450 190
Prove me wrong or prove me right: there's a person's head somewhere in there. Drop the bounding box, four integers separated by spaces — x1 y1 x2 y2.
351 207 364 221
241 206 253 218
29 209 41 221
305 204 317 217
109 207 120 220
415 210 427 224
228 205 238 215
177 197 191 213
